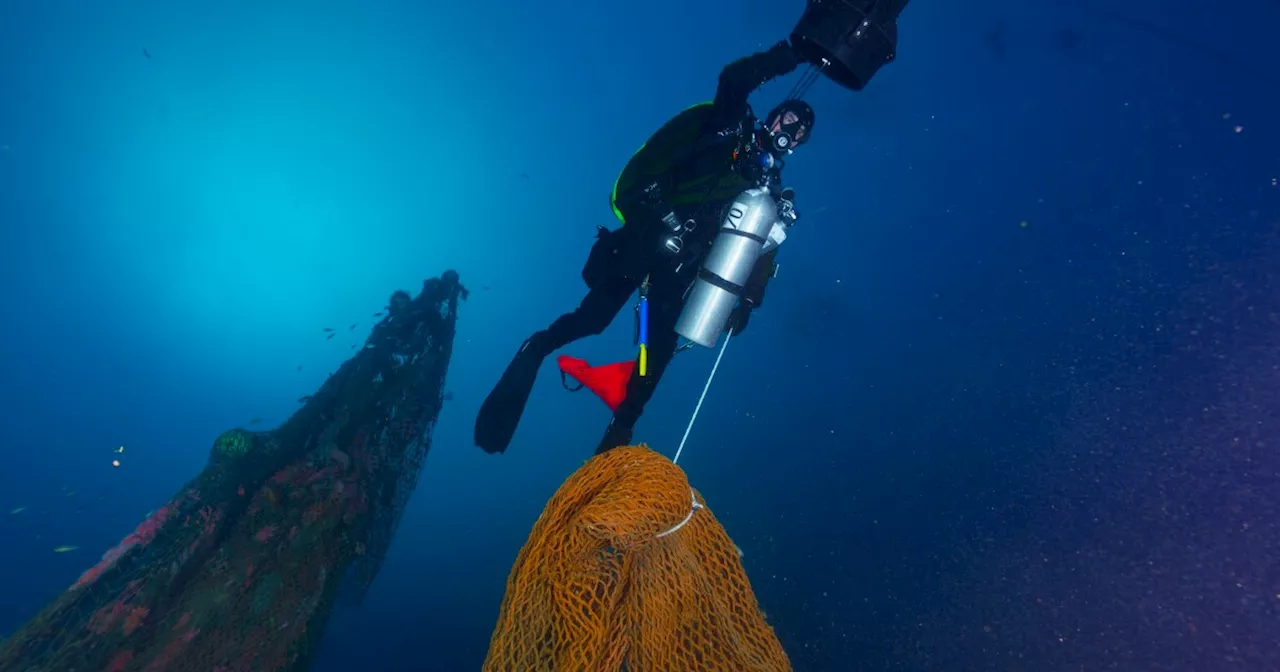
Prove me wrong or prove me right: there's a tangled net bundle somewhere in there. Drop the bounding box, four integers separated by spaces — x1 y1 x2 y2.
484 445 791 672
0 273 466 672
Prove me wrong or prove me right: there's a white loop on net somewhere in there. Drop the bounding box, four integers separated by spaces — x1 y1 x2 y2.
656 489 704 538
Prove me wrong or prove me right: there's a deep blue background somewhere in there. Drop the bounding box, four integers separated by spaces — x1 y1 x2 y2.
2 0 1278 669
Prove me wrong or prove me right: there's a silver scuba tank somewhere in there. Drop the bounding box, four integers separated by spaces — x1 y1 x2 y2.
675 187 780 348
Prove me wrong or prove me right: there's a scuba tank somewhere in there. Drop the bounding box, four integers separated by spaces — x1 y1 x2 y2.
674 188 781 348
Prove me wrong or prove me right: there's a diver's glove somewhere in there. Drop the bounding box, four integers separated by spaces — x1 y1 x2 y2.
727 301 753 335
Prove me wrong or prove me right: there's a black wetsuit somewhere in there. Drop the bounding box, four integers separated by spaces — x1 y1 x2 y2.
475 41 800 456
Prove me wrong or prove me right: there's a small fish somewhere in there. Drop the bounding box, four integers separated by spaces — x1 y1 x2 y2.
443 390 454 401
351 344 356 349
65 491 76 497
519 172 530 180
296 365 302 372
53 545 79 553
372 311 383 318
247 418 262 425
349 323 357 330
326 333 335 340
142 48 152 59
482 285 491 291
114 445 125 454
10 506 26 515
298 395 312 404
323 327 334 332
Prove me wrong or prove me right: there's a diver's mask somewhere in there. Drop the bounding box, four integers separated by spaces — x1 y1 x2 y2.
762 99 815 156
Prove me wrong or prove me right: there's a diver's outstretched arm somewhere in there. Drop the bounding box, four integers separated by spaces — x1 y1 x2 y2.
713 40 800 120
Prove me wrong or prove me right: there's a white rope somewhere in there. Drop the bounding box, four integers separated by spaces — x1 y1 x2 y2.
672 328 733 466
655 328 733 540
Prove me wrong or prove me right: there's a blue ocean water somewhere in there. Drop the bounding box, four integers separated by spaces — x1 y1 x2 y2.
1 0 1277 669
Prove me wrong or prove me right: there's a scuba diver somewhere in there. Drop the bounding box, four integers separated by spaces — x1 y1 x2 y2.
476 0 910 456
475 40 812 456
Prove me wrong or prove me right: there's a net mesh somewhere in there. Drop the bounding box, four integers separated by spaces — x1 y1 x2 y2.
0 271 467 672
483 445 791 672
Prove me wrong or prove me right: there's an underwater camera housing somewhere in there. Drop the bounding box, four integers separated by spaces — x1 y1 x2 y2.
790 0 910 91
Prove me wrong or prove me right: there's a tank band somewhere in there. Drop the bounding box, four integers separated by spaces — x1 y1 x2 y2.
721 227 769 245
699 268 745 296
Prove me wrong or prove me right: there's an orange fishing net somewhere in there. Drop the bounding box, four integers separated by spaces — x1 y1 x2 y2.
484 445 791 672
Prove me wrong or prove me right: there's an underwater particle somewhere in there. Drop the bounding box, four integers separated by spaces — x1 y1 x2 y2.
298 395 312 404
1233 125 1243 133
10 506 26 515
247 418 262 425
1 144 9 151
214 429 252 458
1020 220 1029 228
53 545 78 553
112 460 121 468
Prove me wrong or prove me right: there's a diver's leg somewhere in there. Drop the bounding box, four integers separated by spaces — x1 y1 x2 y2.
534 277 638 355
477 278 636 454
594 275 684 454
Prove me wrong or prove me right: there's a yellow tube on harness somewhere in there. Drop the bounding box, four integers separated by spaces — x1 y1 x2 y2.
637 276 651 376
